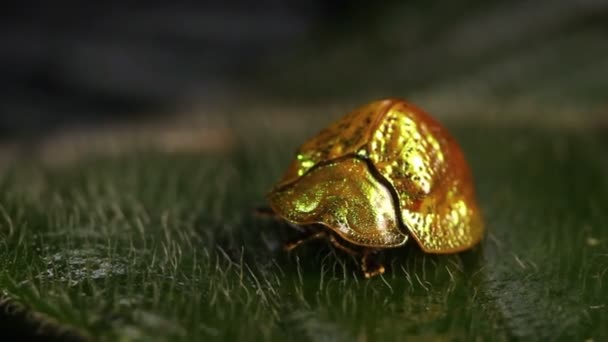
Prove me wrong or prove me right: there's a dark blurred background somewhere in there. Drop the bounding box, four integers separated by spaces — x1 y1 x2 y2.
2 1 607 140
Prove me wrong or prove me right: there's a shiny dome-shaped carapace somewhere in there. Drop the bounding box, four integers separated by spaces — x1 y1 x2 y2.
267 98 484 263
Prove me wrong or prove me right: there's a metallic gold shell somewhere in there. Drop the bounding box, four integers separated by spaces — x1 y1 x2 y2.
268 158 407 247
268 98 484 253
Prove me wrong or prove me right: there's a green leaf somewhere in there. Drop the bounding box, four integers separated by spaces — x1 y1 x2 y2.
0 113 607 341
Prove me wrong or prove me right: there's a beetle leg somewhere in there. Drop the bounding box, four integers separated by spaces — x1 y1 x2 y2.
361 250 385 278
327 234 359 256
253 206 277 218
284 230 327 252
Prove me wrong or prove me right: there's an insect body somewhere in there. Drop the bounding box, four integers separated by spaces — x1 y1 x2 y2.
264 98 484 278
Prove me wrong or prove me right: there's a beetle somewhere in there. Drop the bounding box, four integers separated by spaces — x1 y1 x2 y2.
259 98 484 278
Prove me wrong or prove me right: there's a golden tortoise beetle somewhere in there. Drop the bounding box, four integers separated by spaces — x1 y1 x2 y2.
260 98 484 278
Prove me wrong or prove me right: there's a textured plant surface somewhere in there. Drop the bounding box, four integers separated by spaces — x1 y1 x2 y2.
0 106 607 341
1 2 608 340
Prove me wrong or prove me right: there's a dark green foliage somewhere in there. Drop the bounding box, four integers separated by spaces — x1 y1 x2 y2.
0 119 606 341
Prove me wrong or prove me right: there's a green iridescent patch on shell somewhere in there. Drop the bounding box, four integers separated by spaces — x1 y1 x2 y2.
268 157 407 247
